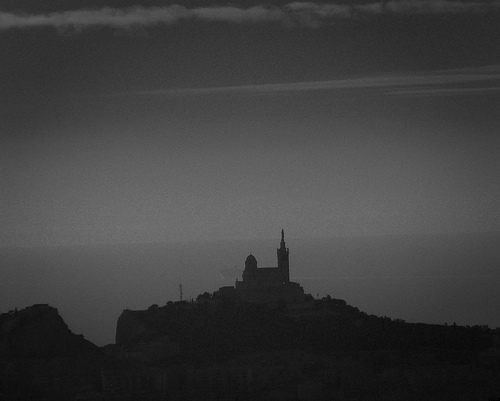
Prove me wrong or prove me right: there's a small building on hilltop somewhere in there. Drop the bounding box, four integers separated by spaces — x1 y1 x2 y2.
214 230 307 304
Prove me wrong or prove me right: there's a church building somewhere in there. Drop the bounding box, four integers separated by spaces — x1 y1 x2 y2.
215 230 306 304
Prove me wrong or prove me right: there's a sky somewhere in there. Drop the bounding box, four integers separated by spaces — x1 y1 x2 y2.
1 0 500 246
1 1 500 345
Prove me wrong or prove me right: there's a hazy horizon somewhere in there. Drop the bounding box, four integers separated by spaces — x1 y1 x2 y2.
2 231 499 346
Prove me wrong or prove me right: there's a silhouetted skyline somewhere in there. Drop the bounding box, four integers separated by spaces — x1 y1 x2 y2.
2 232 500 346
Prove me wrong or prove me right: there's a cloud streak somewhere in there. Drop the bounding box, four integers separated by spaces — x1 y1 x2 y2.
102 65 500 98
1 1 500 31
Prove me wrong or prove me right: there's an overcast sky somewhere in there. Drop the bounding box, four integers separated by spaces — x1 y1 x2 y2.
1 0 500 246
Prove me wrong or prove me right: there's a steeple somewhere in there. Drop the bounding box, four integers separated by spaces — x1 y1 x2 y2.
277 229 290 283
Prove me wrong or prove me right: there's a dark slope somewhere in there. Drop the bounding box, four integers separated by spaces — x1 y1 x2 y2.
106 297 500 400
0 304 104 400
115 297 494 362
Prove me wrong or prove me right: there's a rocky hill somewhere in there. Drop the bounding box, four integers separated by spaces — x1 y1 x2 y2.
104 297 500 400
115 297 494 361
0 304 104 400
1 304 100 359
3 300 500 400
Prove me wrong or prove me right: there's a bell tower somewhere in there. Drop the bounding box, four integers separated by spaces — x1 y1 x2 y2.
277 229 290 283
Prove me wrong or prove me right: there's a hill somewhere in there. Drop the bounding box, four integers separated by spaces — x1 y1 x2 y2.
0 304 104 400
102 297 500 400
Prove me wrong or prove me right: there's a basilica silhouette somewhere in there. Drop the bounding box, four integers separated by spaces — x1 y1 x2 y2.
215 230 306 303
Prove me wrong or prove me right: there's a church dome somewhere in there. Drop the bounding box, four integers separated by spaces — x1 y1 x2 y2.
245 254 257 269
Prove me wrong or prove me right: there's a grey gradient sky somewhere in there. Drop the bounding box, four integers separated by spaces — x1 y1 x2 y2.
1 0 500 246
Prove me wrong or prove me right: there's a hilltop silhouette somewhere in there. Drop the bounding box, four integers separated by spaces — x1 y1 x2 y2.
2 232 500 400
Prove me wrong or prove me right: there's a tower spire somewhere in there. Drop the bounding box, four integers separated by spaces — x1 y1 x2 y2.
277 229 290 283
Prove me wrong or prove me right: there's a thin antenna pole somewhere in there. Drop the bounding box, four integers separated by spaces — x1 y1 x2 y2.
179 284 183 302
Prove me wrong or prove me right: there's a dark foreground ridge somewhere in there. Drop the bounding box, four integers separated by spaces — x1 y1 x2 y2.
2 299 500 401
0 304 105 400
107 296 500 400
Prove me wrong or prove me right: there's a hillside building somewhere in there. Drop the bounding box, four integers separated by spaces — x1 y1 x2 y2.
215 230 306 303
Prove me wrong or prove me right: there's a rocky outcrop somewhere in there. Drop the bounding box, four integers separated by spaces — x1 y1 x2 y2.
115 309 150 345
112 307 181 363
1 304 99 359
0 304 104 400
